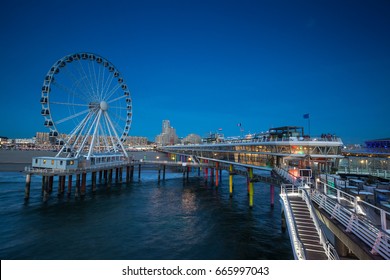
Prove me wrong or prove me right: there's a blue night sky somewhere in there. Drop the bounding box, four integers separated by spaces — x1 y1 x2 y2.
1 0 389 144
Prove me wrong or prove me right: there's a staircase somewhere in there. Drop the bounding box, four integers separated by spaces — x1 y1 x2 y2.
289 196 328 260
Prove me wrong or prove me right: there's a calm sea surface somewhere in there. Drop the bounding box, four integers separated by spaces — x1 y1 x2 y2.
0 169 294 260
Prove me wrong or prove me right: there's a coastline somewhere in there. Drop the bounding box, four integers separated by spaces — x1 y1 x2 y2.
0 149 165 172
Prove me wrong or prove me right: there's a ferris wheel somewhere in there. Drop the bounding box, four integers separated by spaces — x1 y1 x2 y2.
40 52 132 159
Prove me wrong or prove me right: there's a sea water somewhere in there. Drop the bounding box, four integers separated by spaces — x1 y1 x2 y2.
0 169 293 260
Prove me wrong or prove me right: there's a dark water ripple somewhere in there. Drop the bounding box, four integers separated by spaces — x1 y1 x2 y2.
0 170 293 260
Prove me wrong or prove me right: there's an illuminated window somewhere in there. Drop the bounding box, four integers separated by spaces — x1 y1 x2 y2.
43 160 46 164
70 160 74 165
51 160 54 165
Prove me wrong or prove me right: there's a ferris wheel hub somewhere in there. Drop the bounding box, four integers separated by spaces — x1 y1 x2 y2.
100 101 108 111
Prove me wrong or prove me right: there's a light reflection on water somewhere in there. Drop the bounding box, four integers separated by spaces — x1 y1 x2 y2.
0 170 294 260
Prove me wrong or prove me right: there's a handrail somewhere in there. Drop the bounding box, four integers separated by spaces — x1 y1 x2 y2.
276 168 339 259
300 187 339 260
280 184 307 260
312 178 390 260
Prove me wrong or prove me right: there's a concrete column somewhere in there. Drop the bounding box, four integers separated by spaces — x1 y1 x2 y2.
138 164 141 181
163 165 166 180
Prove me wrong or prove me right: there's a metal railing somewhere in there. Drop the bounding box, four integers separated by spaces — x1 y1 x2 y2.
337 167 389 179
280 184 307 260
280 182 338 260
313 178 390 259
300 187 339 260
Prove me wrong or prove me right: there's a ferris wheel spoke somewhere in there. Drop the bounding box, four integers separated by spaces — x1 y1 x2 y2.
56 108 91 124
51 101 89 107
76 60 98 102
100 69 115 100
102 82 122 101
87 59 100 101
61 66 95 103
107 94 127 104
51 79 91 105
104 111 128 156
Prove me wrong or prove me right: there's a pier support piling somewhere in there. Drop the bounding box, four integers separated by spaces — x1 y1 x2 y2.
270 185 275 208
215 163 219 187
248 167 254 208
229 164 234 197
75 174 80 197
67 175 72 196
25 174 31 199
126 166 130 183
81 172 87 196
92 172 97 192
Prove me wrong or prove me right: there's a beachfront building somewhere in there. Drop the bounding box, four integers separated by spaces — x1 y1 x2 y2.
155 120 179 146
182 133 202 145
125 136 148 146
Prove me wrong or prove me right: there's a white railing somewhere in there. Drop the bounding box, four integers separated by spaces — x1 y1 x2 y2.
313 178 390 260
337 167 389 179
300 187 339 260
280 182 338 260
24 159 135 174
280 184 307 260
